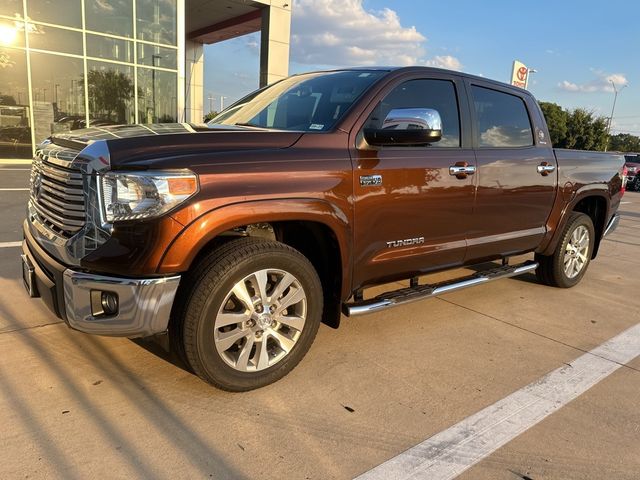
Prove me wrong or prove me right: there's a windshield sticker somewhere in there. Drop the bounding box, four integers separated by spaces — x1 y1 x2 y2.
358 73 371 77
309 124 324 130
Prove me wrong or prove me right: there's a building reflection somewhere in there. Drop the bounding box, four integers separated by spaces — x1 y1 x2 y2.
0 0 178 158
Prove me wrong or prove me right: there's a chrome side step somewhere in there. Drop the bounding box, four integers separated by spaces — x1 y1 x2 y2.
342 260 538 317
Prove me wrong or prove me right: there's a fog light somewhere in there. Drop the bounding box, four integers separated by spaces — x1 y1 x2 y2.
101 292 119 316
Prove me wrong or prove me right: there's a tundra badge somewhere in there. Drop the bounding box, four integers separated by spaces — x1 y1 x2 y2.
386 237 425 248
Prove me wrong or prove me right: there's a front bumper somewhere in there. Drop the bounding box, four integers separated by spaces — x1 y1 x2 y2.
22 222 181 338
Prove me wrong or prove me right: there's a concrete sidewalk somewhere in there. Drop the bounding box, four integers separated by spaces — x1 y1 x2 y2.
0 167 638 479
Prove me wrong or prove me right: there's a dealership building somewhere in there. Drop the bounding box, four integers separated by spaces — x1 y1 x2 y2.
0 0 291 158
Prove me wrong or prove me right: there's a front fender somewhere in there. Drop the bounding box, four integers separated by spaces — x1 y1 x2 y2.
158 198 353 298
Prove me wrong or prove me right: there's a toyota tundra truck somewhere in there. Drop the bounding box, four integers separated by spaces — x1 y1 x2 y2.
21 67 625 391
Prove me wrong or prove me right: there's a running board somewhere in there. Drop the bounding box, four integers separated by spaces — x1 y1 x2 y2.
343 260 538 317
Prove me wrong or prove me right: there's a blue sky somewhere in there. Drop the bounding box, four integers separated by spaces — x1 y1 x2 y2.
204 0 638 135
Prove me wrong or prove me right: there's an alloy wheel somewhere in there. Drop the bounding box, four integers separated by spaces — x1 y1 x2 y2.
213 268 307 372
563 225 590 279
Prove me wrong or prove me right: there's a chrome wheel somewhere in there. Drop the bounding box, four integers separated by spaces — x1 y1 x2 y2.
213 268 307 372
563 225 590 279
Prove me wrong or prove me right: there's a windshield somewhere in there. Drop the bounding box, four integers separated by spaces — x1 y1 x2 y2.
208 70 385 132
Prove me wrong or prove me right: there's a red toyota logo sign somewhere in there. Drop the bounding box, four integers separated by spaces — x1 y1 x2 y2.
517 66 528 82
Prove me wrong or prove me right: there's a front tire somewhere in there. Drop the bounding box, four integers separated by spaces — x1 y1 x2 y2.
535 212 595 288
178 237 323 391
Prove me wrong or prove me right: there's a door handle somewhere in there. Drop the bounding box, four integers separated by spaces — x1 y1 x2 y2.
537 162 556 176
449 162 476 179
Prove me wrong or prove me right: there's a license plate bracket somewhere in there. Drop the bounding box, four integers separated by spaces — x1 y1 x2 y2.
21 253 39 298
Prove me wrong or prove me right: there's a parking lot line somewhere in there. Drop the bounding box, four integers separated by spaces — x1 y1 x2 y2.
0 160 31 165
0 188 29 191
355 321 640 480
0 242 22 248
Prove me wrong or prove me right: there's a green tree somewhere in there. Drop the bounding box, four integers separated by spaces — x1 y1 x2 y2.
539 102 609 151
203 111 218 122
608 133 640 152
85 69 135 123
564 109 608 151
0 94 17 106
539 101 568 147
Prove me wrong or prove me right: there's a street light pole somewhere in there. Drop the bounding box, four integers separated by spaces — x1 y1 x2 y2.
526 68 537 90
220 95 227 112
605 80 627 152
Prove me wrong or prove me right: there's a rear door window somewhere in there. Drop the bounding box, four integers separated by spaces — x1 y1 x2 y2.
471 86 533 148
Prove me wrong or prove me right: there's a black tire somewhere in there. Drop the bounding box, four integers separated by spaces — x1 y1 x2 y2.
535 212 595 288
176 237 323 391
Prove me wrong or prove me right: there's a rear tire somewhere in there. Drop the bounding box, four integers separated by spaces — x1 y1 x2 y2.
535 212 595 288
176 237 323 391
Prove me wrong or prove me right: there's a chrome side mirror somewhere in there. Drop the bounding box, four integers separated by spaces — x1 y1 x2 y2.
364 108 443 146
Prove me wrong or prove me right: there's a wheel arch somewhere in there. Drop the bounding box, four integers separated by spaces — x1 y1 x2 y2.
544 190 610 259
160 199 351 328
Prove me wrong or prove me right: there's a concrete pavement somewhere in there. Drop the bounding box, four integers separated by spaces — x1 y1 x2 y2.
0 164 638 479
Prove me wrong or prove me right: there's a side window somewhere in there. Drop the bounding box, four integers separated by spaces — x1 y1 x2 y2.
471 86 533 148
364 79 461 147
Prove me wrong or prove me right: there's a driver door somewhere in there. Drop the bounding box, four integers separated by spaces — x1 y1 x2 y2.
350 74 476 288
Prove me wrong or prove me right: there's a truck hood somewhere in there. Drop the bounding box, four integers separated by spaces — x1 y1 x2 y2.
50 123 304 168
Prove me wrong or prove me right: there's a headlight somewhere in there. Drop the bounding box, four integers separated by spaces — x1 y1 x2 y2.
101 171 198 222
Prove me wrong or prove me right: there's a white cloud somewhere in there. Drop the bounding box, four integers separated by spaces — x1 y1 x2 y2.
291 0 461 70
559 71 628 93
425 55 463 71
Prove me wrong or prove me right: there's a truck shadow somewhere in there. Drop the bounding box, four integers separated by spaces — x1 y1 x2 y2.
131 335 192 373
0 301 247 480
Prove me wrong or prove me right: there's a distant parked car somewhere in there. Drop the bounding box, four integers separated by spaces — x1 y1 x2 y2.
0 125 32 158
625 154 639 191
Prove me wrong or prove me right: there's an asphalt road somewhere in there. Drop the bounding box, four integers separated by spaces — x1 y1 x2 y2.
0 164 639 479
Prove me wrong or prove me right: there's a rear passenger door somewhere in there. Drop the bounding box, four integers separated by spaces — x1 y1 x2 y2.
465 82 557 262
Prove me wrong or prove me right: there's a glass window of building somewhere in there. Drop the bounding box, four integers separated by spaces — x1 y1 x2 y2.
86 34 134 63
0 46 31 158
26 0 82 29
138 67 177 123
136 0 177 46
137 42 177 69
0 1 23 18
86 0 133 38
27 24 83 55
1 0 181 157
87 60 135 126
29 52 85 141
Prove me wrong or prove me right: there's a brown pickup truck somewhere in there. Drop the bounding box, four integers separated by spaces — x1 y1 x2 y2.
21 67 625 391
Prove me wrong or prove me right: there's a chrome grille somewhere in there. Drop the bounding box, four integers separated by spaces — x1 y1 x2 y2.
30 149 85 237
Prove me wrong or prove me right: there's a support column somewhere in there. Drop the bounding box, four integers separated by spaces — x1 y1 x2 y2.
259 4 291 87
184 39 204 123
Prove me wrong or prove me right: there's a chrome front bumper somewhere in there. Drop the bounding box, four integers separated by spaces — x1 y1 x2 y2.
23 226 181 338
63 271 181 338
